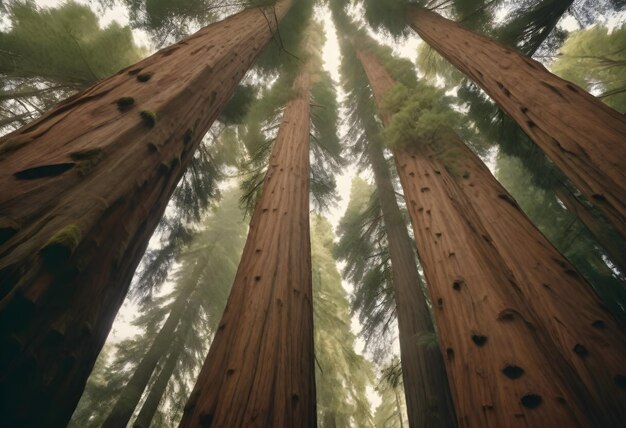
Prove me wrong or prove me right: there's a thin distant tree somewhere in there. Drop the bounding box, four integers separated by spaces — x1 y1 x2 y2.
332 6 455 425
68 188 247 427
374 358 408 428
311 215 374 427
0 1 295 425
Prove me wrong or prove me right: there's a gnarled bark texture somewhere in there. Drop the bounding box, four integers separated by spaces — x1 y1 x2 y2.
0 2 292 426
133 320 190 428
358 48 626 427
406 6 626 239
446 133 626 424
368 138 455 428
179 65 315 427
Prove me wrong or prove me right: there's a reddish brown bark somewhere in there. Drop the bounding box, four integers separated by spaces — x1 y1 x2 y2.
358 48 626 427
0 2 292 426
368 138 455 428
406 6 626 239
447 133 626 424
179 64 315 427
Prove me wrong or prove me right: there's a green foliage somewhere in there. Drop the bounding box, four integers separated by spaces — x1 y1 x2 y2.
254 0 315 73
239 20 342 214
361 0 412 37
40 224 82 270
494 0 572 55
496 155 626 322
71 188 248 427
551 24 626 113
134 124 244 301
218 84 256 125
373 358 408 428
381 82 459 150
117 0 219 44
0 1 145 132
335 178 398 362
311 215 374 427
332 4 415 166
359 0 504 38
415 43 465 89
0 1 146 83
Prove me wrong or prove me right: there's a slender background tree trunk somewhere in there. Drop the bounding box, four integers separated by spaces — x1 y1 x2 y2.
406 6 626 239
368 138 455 427
0 2 292 426
102 276 197 428
179 63 315 427
133 322 190 428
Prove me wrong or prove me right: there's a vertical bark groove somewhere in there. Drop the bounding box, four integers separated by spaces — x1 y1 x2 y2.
444 136 626 424
406 6 626 239
368 139 455 427
358 47 626 427
179 63 315 427
0 2 292 426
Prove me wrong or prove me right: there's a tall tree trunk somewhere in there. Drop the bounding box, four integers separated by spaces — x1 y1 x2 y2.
179 63 315 427
0 2 293 426
554 182 626 275
444 131 626 423
133 324 188 428
406 6 626 239
368 138 455 428
393 386 405 428
102 275 197 428
358 48 626 427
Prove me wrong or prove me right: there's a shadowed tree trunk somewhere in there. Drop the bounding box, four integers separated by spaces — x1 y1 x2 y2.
133 346 182 428
368 137 455 428
0 2 293 426
406 6 626 239
133 318 192 428
446 132 626 423
102 270 198 428
179 62 315 427
554 182 626 275
358 47 626 427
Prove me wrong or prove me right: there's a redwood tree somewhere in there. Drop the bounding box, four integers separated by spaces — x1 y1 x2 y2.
363 1 626 239
357 41 626 426
0 1 293 426
332 8 455 424
179 21 338 426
